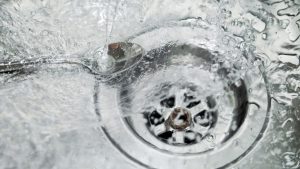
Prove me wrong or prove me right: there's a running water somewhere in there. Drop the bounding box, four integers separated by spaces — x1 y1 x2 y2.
0 0 299 169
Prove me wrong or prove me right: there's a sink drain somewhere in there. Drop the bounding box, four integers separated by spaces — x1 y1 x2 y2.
97 21 270 169
119 43 249 151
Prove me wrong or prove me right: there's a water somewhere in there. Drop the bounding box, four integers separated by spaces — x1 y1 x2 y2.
0 0 300 169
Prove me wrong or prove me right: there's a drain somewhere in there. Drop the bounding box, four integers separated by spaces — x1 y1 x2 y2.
98 22 270 169
98 43 269 168
119 43 250 148
143 83 220 146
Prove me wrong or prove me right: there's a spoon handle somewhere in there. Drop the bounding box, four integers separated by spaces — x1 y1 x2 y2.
0 58 96 74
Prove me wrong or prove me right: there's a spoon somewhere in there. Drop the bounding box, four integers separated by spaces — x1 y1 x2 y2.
0 42 144 76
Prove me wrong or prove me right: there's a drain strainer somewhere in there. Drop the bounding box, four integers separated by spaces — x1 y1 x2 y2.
97 20 270 169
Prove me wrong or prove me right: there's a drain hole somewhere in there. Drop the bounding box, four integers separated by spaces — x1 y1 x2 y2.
149 110 164 126
160 96 175 108
158 131 173 140
195 110 207 119
186 100 201 108
184 131 202 144
194 110 212 127
178 114 187 121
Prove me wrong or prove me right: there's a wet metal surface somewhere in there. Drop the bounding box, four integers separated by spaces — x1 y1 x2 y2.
0 0 299 169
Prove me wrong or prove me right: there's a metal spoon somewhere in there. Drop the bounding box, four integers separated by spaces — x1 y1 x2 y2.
0 42 144 76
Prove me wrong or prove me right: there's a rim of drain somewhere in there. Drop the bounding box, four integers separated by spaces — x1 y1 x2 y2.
98 21 270 169
117 43 251 152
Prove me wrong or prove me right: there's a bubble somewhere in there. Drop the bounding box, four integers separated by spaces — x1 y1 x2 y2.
280 19 290 29
262 33 267 40
235 79 242 87
206 134 215 142
41 30 50 36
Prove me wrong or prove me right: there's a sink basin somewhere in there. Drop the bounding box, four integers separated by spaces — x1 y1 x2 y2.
0 0 299 169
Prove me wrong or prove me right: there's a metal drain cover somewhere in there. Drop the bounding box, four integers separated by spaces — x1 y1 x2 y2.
97 23 270 169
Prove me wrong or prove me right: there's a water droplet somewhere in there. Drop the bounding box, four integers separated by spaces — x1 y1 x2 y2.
206 134 215 142
245 13 266 32
280 19 290 29
231 121 238 131
262 33 267 40
235 79 242 87
41 30 49 36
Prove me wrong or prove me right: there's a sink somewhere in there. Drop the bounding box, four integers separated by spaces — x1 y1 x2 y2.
0 0 299 169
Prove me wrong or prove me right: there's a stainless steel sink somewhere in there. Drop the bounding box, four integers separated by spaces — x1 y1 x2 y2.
0 0 299 169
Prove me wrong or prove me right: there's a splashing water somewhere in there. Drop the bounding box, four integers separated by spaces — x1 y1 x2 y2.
0 0 300 169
